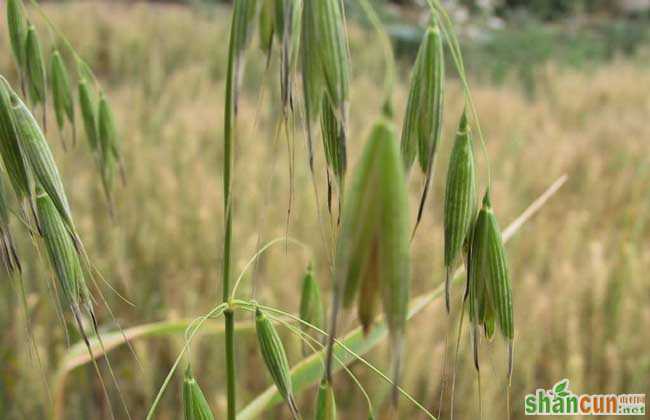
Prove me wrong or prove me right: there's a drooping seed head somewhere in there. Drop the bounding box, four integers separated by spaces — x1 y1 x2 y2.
231 0 258 58
315 379 337 420
301 0 323 121
482 191 514 341
400 53 423 170
299 263 324 333
0 78 34 203
255 308 300 419
98 92 120 192
78 79 98 152
25 25 47 106
0 177 21 275
443 110 476 312
182 366 215 420
467 202 490 326
50 50 75 134
401 23 445 173
334 119 410 386
314 0 350 110
258 0 275 56
320 95 347 185
7 0 27 70
416 23 445 172
12 93 74 230
36 189 88 309
357 240 380 335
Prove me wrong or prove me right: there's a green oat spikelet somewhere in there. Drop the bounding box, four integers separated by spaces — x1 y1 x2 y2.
400 48 423 170
443 110 476 313
417 23 444 172
315 0 350 193
401 23 445 173
315 379 337 420
482 190 515 378
0 78 35 209
11 93 74 231
50 50 75 148
78 78 98 152
25 25 47 109
0 177 21 275
314 0 349 111
7 0 27 72
98 91 123 205
467 198 490 369
183 366 215 420
467 190 515 378
299 263 324 343
229 0 258 112
255 307 300 419
36 189 89 310
320 95 346 187
259 0 275 59
332 119 410 394
300 0 323 171
279 0 296 113
357 240 380 335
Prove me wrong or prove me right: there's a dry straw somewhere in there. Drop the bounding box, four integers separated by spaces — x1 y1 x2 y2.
443 111 476 313
255 307 300 419
183 366 215 420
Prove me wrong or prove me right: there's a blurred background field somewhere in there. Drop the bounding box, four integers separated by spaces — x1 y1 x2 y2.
0 1 649 419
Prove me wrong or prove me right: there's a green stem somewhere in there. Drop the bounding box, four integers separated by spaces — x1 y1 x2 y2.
225 309 237 419
223 2 238 418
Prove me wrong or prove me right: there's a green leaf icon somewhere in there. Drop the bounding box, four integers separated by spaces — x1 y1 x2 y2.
553 379 569 396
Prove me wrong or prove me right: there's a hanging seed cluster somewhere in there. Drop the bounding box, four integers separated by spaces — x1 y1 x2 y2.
1 0 119 354
0 178 21 275
299 263 324 354
5 0 124 209
443 111 476 312
401 23 444 174
255 307 301 419
465 190 514 377
441 112 515 378
301 0 350 195
0 78 86 310
333 119 411 389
